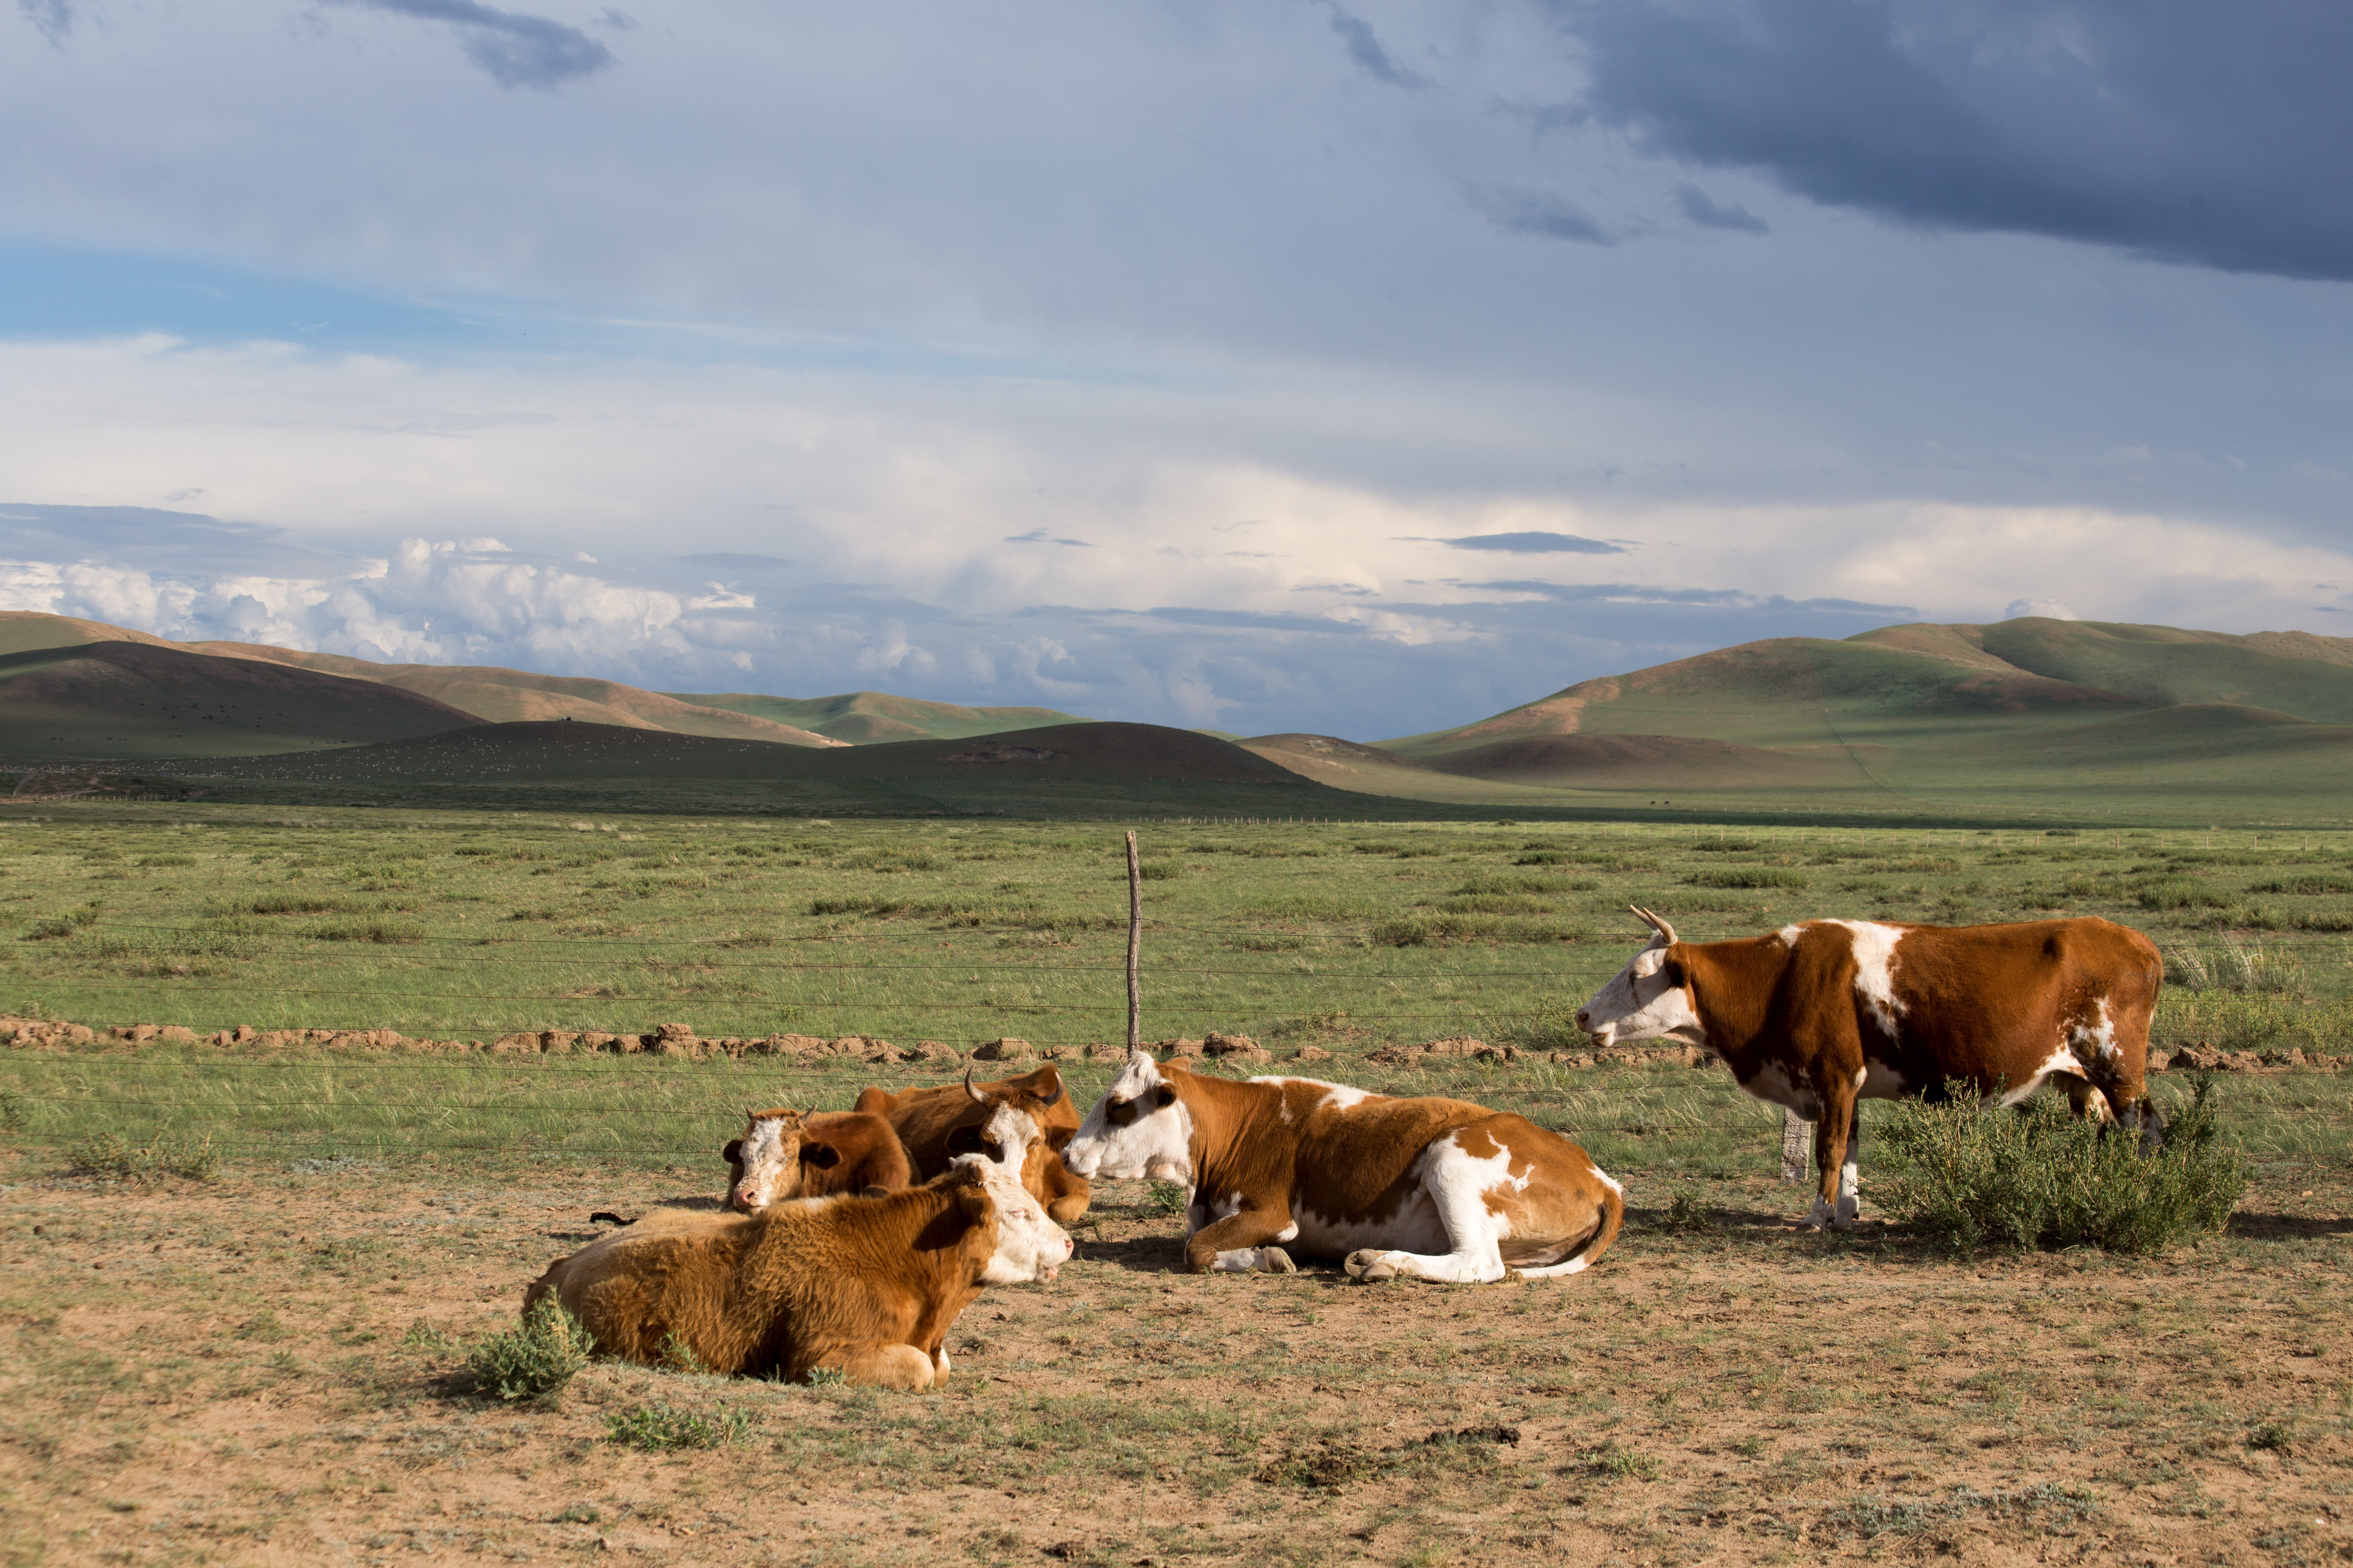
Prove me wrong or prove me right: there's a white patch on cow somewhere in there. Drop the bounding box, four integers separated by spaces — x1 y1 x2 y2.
1335 1130 1523 1285
730 1113 797 1210
2000 1045 2087 1106
954 1155 1074 1285
1776 924 1803 947
1837 1154 1860 1226
2070 998 2119 1061
1250 1075 1373 1112
1831 920 1909 1040
1212 1248 1272 1271
1575 939 1704 1050
1852 1066 1868 1090
1273 1220 1300 1243
1063 1051 1196 1184
1741 1060 1822 1121
1860 1061 1909 1098
933 1346 952 1378
1587 1162 1624 1199
1295 1191 1448 1259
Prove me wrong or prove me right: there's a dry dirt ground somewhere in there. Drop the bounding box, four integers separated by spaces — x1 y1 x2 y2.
3 1146 2350 1568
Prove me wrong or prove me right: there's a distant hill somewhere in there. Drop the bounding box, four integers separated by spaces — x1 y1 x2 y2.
191 643 844 749
0 641 481 758
664 689 1091 745
0 611 1084 757
1329 617 2353 818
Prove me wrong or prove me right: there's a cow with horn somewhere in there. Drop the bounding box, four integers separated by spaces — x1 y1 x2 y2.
855 1062 1092 1222
1576 905 2164 1229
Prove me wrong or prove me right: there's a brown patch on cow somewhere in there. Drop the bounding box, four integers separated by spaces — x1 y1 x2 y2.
857 1064 1091 1222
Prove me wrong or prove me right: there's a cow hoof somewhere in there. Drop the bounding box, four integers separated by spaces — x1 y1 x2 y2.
1344 1249 1396 1284
1257 1247 1296 1275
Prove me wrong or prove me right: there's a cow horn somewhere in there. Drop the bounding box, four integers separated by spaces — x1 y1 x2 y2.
963 1067 987 1105
1631 904 1678 947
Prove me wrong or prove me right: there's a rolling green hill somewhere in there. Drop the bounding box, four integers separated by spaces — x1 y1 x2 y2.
0 642 482 758
665 689 1091 744
1334 617 2353 824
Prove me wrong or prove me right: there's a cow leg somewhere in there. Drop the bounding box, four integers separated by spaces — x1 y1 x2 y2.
805 1341 934 1390
1182 1206 1301 1274
1343 1139 1510 1285
1804 1080 1861 1231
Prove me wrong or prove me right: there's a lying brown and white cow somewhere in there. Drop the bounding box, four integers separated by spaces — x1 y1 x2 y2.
856 1064 1091 1223
1576 907 2164 1229
1059 1051 1624 1284
722 1108 913 1211
525 1128 1071 1389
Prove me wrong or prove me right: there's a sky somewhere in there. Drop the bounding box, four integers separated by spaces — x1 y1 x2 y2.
3 0 2350 739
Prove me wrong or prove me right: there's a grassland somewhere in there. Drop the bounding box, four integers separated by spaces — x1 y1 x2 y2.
4 804 2351 1564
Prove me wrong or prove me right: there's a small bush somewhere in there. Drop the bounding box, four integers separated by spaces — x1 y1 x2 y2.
1577 1440 1659 1481
465 1298 593 1403
1658 1190 1711 1233
66 1131 218 1182
1876 1079 2244 1256
1681 868 1807 890
606 1401 753 1449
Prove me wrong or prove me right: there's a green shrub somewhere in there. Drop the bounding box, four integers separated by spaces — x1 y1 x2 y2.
1875 1080 2244 1256
1681 868 1807 890
465 1297 593 1403
605 1401 753 1449
66 1131 218 1182
2132 876 2231 911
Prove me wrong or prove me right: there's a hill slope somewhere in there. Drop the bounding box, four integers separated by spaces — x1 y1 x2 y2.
0 642 482 758
189 643 844 748
1339 616 2353 818
666 689 1090 744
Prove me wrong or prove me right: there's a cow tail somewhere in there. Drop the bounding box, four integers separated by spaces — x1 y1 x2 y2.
1556 1179 1625 1275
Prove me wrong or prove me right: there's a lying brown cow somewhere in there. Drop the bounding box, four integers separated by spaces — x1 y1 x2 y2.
721 1109 912 1211
856 1064 1090 1223
525 1142 1072 1389
1575 908 2164 1229
1061 1052 1624 1284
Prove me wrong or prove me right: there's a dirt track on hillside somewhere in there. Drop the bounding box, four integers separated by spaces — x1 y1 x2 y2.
3 1150 2350 1567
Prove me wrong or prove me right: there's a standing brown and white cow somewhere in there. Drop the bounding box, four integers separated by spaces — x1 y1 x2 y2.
1576 908 2164 1229
1060 1052 1624 1283
857 1064 1091 1223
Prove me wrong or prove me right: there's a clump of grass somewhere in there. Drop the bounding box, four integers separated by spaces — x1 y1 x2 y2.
66 1130 218 1182
1681 868 1807 890
2132 875 2232 911
1373 915 1584 946
304 918 427 944
2163 940 2307 996
464 1298 593 1404
1658 1189 1711 1233
1876 1078 2244 1256
1820 1483 2097 1538
1 1089 25 1132
606 1401 753 1449
1576 1440 1659 1481
23 908 99 941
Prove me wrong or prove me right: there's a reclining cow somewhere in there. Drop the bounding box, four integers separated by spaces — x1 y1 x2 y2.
526 1111 1072 1389
722 1108 913 1211
857 1064 1091 1222
1576 907 2164 1230
1059 1051 1624 1284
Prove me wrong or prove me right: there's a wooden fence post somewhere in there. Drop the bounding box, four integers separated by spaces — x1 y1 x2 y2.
1780 1107 1813 1183
1125 830 1142 1052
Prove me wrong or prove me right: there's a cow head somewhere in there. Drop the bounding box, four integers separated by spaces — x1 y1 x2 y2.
1576 907 1704 1049
944 1088 1050 1179
1060 1049 1194 1184
724 1107 834 1211
950 1106 1074 1283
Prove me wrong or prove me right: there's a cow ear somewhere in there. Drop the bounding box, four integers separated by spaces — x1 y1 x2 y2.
1661 956 1687 987
801 1143 841 1169
945 1124 985 1156
722 1139 743 1164
1152 1084 1178 1109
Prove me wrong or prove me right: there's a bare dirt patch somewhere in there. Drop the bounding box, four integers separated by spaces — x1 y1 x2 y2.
3 1146 2350 1567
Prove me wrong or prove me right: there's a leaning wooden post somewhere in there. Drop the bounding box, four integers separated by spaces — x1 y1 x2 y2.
1780 1106 1813 1183
1125 829 1143 1052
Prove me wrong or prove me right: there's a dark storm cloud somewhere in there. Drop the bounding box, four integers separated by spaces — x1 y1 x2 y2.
1443 531 1625 555
17 0 71 45
1466 579 1913 617
344 0 614 89
1674 183 1767 235
1466 181 1614 244
1322 4 1426 89
1565 0 2353 281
